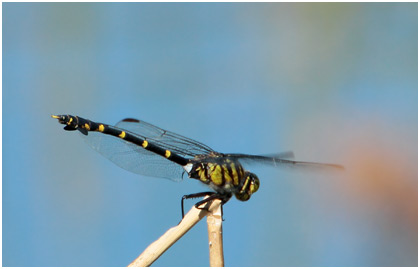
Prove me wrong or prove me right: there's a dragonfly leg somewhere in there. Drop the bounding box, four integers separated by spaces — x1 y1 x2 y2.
194 193 232 221
181 192 232 221
181 192 215 218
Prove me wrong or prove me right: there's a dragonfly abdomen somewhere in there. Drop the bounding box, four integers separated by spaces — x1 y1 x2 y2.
52 115 188 166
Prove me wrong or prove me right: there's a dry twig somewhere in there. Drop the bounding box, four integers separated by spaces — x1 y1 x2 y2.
128 198 223 267
207 202 224 266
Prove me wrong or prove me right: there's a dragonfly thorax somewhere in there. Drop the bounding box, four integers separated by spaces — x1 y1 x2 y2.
186 155 260 201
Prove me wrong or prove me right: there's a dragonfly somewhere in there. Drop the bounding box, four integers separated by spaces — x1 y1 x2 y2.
52 114 343 218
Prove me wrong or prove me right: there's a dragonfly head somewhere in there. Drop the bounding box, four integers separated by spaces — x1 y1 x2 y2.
235 172 260 201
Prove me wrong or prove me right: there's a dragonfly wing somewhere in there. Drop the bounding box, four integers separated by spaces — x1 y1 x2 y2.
116 119 215 158
226 153 344 171
226 151 295 160
83 132 186 182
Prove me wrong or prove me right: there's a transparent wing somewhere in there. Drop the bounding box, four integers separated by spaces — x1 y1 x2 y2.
116 119 215 158
80 118 218 181
83 132 187 182
225 153 344 171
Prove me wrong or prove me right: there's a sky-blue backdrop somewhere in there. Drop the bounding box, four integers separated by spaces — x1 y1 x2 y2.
3 3 417 267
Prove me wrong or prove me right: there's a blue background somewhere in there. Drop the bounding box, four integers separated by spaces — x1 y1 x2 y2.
3 3 417 266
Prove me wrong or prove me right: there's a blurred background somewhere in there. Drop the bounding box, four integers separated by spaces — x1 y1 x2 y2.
3 3 417 267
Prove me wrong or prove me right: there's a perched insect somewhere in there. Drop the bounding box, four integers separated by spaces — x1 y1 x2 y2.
52 114 343 217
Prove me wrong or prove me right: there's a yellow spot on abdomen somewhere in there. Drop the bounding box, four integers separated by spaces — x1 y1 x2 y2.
98 124 105 132
119 131 126 138
165 150 171 158
142 140 148 148
84 123 90 130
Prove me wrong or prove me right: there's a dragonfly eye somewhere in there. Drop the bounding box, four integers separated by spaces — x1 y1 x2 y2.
235 192 250 201
234 172 260 201
249 173 260 194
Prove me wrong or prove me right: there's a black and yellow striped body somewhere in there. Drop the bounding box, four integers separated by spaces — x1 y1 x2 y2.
52 114 260 206
52 115 188 167
53 114 343 219
187 153 260 201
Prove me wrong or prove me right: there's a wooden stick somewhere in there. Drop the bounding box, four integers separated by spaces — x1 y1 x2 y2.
128 198 222 267
207 202 224 266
